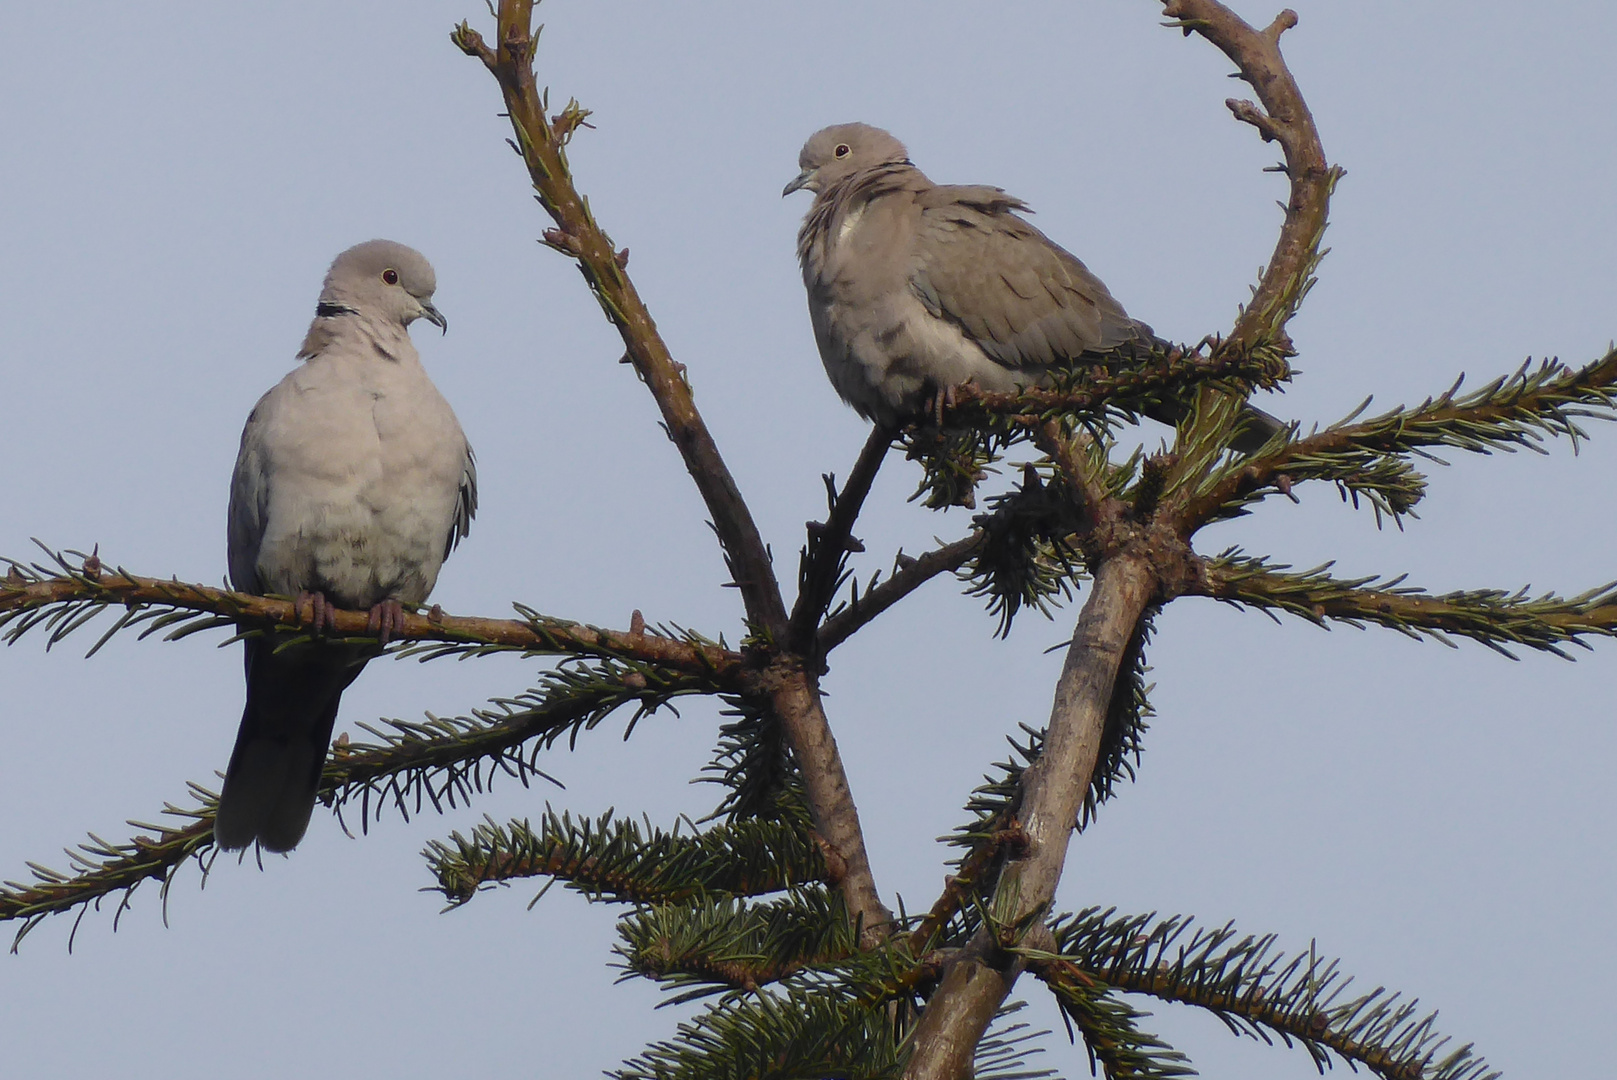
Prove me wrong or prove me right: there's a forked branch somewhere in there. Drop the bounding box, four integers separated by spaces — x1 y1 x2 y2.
908 5 1331 1075
454 1 892 939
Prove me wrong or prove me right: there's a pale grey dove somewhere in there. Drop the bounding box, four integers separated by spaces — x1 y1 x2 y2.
785 123 1281 448
216 240 476 853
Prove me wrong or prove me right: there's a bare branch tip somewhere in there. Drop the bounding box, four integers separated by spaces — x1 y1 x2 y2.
1227 97 1282 142
1268 9 1300 40
451 22 497 69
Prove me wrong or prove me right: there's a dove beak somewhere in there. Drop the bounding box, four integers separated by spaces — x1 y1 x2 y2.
420 300 448 334
782 168 816 197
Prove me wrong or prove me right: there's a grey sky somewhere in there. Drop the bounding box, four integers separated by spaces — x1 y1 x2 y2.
2 2 1612 1076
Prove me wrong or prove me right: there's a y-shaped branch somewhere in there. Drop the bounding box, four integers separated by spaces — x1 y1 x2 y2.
908 5 1331 1074
454 2 891 938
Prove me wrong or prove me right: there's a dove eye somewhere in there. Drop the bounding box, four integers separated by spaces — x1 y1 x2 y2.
834 143 851 158
381 268 400 285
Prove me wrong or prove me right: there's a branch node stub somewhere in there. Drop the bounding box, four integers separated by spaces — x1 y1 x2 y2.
540 227 582 255
1266 8 1300 43
1227 97 1283 142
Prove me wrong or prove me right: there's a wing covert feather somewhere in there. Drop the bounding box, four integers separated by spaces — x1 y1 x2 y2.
910 186 1147 373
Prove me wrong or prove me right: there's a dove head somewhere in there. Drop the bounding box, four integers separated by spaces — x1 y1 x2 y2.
783 123 910 197
317 239 446 333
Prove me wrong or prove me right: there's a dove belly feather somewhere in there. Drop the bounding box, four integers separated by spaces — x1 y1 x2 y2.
251 356 461 610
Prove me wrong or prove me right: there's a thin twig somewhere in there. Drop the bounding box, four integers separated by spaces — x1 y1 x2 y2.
817 533 985 654
788 425 894 651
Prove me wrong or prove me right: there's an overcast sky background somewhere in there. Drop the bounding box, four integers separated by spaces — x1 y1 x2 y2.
2 2 1613 1077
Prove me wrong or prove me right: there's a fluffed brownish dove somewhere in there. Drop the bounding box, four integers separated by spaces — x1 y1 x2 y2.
786 122 1281 448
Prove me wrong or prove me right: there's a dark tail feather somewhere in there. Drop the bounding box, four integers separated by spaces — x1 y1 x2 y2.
1114 335 1289 455
215 639 367 853
1140 398 1286 454
1228 402 1287 454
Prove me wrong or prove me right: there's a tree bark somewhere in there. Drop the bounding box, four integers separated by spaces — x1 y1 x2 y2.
904 552 1157 1078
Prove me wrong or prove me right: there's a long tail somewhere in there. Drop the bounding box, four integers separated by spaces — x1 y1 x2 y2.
215 638 368 853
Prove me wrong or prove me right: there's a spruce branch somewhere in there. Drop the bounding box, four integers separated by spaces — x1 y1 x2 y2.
945 341 1290 427
903 423 1014 511
1198 550 1617 659
1027 907 1498 1080
0 547 744 678
701 697 803 823
612 984 905 1080
0 789 216 951
3 662 693 941
616 888 858 1000
1179 349 1617 529
612 983 1052 1080
1087 609 1158 823
332 657 713 828
425 809 828 907
961 465 1087 638
1032 964 1194 1080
